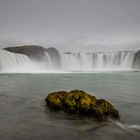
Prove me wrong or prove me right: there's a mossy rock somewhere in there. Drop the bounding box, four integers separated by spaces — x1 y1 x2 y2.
45 89 119 121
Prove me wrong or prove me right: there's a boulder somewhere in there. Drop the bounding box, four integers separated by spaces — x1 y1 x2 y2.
45 89 119 121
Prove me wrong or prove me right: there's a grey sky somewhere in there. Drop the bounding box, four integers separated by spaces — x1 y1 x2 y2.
0 0 140 52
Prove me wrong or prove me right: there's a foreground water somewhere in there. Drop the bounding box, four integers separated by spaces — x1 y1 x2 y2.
0 72 140 140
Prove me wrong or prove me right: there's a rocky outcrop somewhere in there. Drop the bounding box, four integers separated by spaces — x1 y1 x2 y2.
46 47 61 69
133 50 140 69
4 45 46 61
45 89 119 121
4 46 62 68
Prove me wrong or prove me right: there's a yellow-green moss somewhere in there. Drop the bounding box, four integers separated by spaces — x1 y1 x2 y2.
45 89 119 121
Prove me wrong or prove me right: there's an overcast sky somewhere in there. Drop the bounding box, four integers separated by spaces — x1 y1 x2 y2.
0 0 140 52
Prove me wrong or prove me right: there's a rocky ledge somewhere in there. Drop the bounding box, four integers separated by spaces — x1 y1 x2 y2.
4 45 46 61
45 89 119 121
4 45 61 66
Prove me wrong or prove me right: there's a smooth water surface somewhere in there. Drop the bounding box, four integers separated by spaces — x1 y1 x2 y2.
0 72 140 140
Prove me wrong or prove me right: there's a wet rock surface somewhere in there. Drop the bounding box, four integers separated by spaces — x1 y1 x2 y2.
4 45 46 61
45 89 119 121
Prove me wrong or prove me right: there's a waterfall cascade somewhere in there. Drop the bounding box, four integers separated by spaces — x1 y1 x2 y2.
0 50 53 73
61 51 136 71
0 50 32 72
0 49 139 73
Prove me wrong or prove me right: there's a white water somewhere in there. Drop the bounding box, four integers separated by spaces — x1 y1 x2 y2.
61 51 136 71
0 49 138 73
0 50 54 73
0 50 32 72
110 120 140 131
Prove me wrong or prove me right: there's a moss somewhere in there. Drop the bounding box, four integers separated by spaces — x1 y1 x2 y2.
45 89 119 121
95 99 119 119
96 99 113 112
45 91 68 110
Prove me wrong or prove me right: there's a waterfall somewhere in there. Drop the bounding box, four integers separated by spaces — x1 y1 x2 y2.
44 52 53 69
0 50 52 73
0 50 33 72
60 51 137 71
0 49 139 73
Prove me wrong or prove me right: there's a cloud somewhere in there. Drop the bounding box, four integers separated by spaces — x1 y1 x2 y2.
0 0 140 52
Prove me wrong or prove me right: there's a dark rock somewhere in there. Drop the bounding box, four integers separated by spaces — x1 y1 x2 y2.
46 47 61 69
133 50 140 69
63 52 72 54
4 45 46 61
45 89 119 121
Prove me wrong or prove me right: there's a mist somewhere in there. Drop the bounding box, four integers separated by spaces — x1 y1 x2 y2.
0 0 140 52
